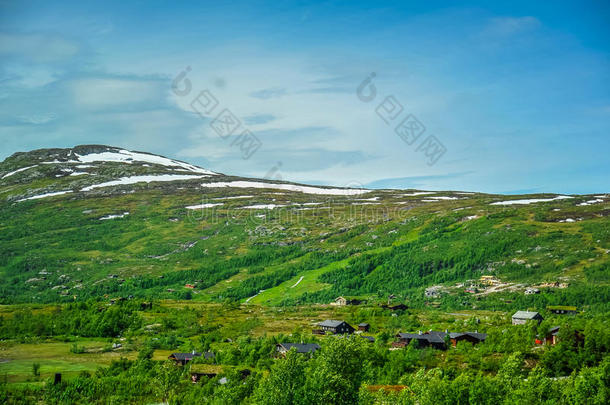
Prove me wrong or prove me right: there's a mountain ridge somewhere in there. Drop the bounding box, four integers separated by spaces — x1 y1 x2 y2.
1 145 388 202
3 145 603 201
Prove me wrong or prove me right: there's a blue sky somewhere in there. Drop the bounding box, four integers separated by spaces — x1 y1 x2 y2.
0 0 608 194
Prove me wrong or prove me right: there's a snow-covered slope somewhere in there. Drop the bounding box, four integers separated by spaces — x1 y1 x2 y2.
0 145 375 202
2 145 596 212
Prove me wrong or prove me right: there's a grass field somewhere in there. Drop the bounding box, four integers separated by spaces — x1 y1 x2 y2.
0 339 137 383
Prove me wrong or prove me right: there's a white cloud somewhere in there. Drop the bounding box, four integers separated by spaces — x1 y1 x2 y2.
2 65 59 88
0 33 79 63
17 113 58 125
68 77 164 109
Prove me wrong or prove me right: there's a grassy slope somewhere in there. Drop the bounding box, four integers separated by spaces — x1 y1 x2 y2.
250 225 425 304
0 148 608 306
1 188 608 305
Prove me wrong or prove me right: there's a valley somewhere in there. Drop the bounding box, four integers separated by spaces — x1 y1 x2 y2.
0 146 608 404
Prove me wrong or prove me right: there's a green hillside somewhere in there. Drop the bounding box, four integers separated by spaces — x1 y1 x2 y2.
1 145 608 311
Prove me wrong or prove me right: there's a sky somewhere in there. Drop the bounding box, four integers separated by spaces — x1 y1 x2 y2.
0 0 608 194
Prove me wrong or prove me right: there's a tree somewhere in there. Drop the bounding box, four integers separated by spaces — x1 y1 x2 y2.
498 351 524 391
304 337 370 405
511 366 560 404
137 345 154 362
254 349 307 405
154 361 182 402
468 373 504 404
562 358 610 405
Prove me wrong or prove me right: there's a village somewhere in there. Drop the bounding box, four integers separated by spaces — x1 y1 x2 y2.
158 296 582 386
82 272 586 388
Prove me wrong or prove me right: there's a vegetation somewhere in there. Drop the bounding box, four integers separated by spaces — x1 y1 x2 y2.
0 301 608 404
1 146 608 403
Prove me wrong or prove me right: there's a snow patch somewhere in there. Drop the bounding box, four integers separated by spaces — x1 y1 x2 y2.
213 195 254 200
491 196 572 205
200 181 370 196
82 174 207 191
41 160 77 164
100 212 129 220
75 149 216 175
241 204 286 209
577 199 604 206
403 192 435 196
2 165 38 179
186 203 223 209
16 190 73 202
428 196 458 200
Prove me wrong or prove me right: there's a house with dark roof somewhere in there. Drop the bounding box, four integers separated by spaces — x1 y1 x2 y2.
448 332 487 347
395 330 487 349
276 343 321 356
395 331 447 349
169 351 215 365
358 323 370 332
316 320 355 334
512 311 543 325
535 326 584 346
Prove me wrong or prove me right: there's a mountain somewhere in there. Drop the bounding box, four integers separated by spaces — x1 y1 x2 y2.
1 145 608 309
